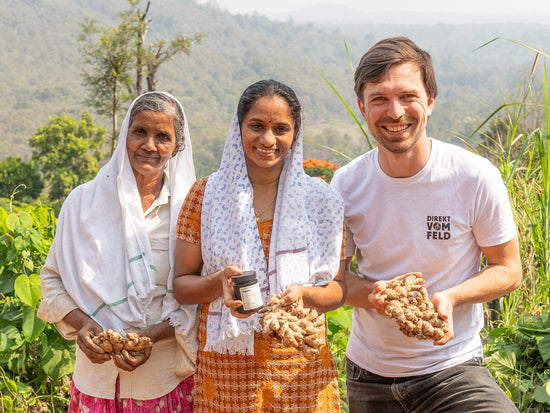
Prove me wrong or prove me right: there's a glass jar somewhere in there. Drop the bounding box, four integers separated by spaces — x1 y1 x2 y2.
232 271 263 314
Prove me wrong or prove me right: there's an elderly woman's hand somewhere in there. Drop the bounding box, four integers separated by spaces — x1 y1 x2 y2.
77 319 111 364
113 347 152 371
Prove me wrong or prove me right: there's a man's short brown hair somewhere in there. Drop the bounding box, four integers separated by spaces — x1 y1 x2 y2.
354 37 437 101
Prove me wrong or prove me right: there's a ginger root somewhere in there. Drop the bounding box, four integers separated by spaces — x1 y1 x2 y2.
379 273 448 341
259 294 325 359
92 329 152 356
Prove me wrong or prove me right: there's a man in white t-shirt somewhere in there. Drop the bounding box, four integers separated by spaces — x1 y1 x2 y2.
331 37 522 412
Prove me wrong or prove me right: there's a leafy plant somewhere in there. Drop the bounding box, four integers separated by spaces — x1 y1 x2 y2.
327 305 353 413
484 311 550 411
0 203 74 411
461 41 550 322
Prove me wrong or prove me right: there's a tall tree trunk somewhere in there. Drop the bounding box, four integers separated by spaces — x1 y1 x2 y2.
135 1 152 96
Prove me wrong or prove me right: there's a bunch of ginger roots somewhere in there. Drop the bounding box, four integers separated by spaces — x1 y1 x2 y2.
379 272 448 340
92 329 153 357
259 294 326 359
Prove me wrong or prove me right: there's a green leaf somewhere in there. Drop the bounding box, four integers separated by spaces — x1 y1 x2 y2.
5 211 33 231
488 351 517 376
327 305 353 331
14 273 42 308
29 228 45 250
0 326 23 352
0 303 22 322
13 235 29 250
17 211 33 229
41 339 76 380
5 214 19 231
0 275 17 296
487 326 512 337
21 306 46 342
4 378 17 393
0 208 8 232
517 326 550 337
533 381 550 404
2 395 13 412
539 335 550 364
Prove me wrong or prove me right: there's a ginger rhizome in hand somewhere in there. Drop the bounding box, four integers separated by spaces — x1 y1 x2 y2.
92 329 153 356
259 294 325 359
379 273 448 340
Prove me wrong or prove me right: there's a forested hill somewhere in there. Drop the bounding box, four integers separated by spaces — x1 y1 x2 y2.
2 0 550 177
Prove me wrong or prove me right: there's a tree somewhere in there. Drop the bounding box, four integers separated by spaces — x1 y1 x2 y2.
0 156 44 201
145 34 204 91
28 113 105 201
79 0 203 154
79 19 135 155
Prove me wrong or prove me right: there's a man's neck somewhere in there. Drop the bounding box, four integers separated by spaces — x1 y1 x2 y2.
377 137 432 178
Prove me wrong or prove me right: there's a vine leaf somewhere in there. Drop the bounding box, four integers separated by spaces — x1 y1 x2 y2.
539 335 550 364
14 274 42 309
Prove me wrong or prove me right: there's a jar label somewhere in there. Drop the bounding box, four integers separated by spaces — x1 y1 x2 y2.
240 284 263 311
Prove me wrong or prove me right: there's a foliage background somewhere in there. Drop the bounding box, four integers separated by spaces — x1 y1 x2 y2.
2 0 550 177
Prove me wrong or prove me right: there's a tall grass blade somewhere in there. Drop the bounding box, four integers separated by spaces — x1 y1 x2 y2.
312 63 374 150
303 140 354 162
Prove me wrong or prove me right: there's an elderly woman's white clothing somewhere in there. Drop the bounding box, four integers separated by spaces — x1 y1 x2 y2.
38 92 197 400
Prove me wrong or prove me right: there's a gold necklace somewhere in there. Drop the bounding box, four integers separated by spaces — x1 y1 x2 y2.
254 192 278 221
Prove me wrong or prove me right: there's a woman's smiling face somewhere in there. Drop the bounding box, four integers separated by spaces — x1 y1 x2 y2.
240 94 295 174
126 110 177 182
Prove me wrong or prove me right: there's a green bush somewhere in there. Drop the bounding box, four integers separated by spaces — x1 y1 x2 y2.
0 205 74 412
484 311 550 411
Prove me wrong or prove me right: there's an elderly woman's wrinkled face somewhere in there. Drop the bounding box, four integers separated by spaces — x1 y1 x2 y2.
126 111 177 181
241 95 295 173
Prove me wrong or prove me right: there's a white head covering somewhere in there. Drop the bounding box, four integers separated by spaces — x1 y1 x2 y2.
201 111 344 355
52 92 197 341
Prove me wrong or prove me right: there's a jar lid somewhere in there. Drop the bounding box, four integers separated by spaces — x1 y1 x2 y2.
232 270 257 284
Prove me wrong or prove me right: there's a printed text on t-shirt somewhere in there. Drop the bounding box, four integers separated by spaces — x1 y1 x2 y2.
426 215 451 240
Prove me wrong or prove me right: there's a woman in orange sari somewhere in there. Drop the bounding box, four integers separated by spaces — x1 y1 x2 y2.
173 79 345 412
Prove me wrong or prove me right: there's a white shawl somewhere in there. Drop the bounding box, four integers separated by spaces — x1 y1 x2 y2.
53 92 197 343
201 112 344 354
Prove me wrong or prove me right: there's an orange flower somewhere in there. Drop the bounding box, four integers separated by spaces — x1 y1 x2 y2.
303 158 340 170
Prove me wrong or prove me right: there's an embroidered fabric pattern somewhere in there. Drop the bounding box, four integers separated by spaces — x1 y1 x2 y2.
176 186 339 412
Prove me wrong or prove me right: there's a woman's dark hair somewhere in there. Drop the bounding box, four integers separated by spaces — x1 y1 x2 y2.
129 92 186 151
237 79 302 138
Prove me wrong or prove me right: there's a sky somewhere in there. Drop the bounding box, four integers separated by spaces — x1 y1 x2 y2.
199 0 550 18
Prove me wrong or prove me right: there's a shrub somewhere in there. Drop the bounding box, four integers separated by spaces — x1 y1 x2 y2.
0 205 74 412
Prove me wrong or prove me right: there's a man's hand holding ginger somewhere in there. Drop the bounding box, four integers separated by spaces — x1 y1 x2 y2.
369 272 450 344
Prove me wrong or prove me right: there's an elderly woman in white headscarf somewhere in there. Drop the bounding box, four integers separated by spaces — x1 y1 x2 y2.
173 79 346 412
38 92 198 412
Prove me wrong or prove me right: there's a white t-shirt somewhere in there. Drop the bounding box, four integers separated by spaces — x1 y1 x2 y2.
331 138 517 377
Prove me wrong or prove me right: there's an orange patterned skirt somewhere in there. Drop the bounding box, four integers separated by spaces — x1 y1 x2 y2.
193 305 340 413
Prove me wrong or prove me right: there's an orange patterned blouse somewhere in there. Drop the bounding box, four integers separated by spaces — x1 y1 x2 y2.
176 176 341 413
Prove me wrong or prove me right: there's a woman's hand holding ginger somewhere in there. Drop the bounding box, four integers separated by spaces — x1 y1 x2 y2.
279 285 305 307
113 346 152 371
77 319 111 364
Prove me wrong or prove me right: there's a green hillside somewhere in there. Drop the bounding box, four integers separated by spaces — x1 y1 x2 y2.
1 0 549 177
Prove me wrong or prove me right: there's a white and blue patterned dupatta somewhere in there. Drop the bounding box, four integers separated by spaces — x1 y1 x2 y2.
201 112 344 355
52 92 197 341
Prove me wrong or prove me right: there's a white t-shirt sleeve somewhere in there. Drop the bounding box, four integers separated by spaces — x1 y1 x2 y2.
472 161 517 247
